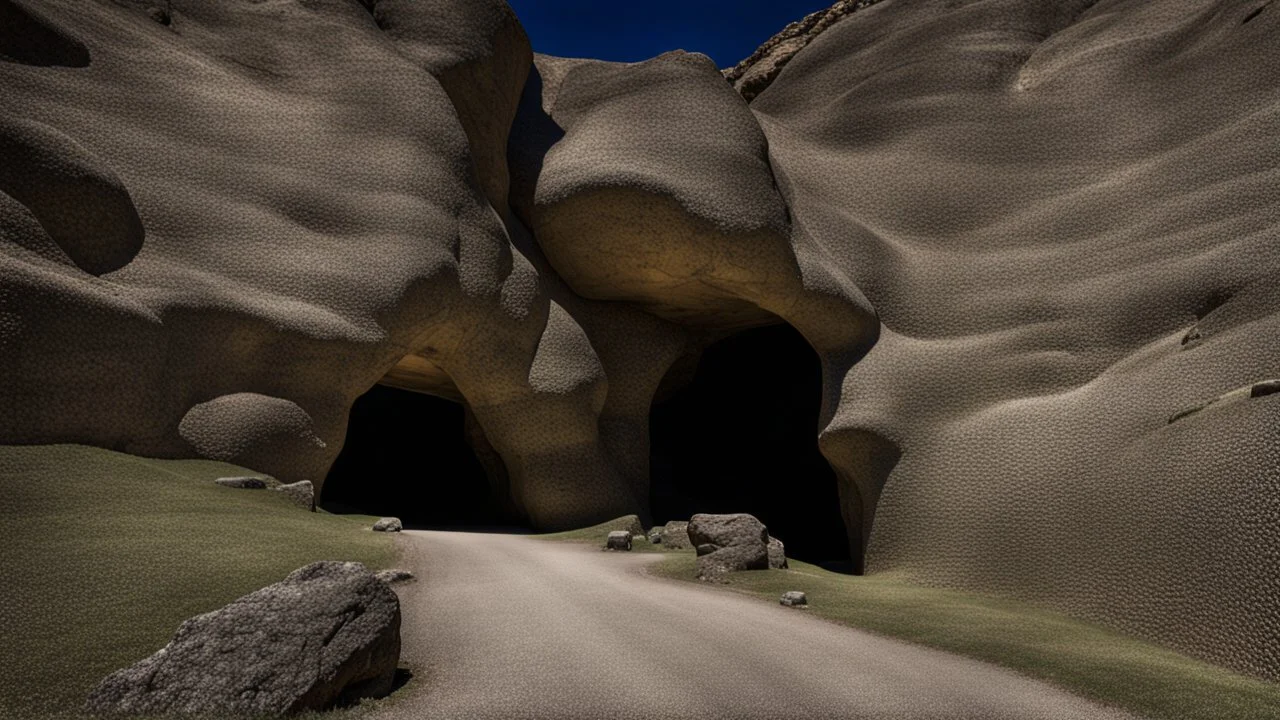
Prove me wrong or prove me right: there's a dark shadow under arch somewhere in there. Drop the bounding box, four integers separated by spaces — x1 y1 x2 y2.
649 324 853 571
322 384 523 528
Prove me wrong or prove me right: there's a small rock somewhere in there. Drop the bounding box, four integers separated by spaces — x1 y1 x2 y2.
214 476 268 489
372 517 403 533
648 528 662 544
275 480 314 510
768 536 788 569
375 569 415 585
659 521 691 550
605 530 632 551
85 561 401 716
780 591 808 607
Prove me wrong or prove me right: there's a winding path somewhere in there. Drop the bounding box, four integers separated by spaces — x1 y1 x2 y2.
370 530 1137 720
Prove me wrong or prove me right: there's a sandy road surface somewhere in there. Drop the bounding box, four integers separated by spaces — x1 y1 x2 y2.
368 530 1137 720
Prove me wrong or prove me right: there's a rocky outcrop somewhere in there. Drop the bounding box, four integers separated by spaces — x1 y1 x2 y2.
722 0 882 101
688 513 770 580
84 561 400 716
5 0 1280 682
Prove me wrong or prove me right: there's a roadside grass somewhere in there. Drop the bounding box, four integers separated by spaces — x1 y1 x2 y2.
0 444 397 720
545 518 1280 720
534 515 664 553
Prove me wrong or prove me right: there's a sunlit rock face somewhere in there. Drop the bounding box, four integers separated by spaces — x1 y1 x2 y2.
3 0 1280 681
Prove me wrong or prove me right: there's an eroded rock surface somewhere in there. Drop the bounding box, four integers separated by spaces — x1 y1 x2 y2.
4 0 1280 682
84 561 400 716
688 513 770 580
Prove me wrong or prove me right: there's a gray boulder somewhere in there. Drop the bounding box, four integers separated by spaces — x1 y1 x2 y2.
375 569 415 585
768 536 788 569
214 476 270 489
85 561 401 716
647 527 662 544
605 530 632 551
688 513 769 580
618 514 645 538
372 517 403 533
275 480 315 510
780 591 808 607
659 521 691 550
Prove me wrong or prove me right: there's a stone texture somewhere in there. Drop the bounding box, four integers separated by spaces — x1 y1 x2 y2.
84 561 400 716
659 521 691 550
605 530 632 551
3 0 1280 683
722 0 883 101
767 536 788 570
214 476 269 490
780 591 808 608
688 513 770 580
275 480 315 511
373 517 403 533
376 569 416 585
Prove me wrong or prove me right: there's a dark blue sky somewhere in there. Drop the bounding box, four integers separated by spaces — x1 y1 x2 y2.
505 0 832 68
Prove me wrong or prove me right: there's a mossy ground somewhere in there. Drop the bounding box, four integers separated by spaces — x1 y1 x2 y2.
546 518 1280 720
0 444 397 720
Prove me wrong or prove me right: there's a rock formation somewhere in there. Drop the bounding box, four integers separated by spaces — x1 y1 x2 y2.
3 0 1280 681
688 513 771 580
84 561 400 716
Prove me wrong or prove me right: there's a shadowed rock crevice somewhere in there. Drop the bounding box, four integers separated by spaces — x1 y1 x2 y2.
0 0 90 67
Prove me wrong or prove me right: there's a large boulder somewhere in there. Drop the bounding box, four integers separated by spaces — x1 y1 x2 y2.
84 561 401 716
687 513 770 580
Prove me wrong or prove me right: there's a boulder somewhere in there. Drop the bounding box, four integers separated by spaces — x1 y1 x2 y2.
688 513 769 580
659 521 691 550
275 480 315 511
605 530 632 551
84 561 401 716
780 591 808 607
647 528 662 544
214 476 269 490
618 514 645 538
372 517 403 533
375 569 415 585
768 536 788 569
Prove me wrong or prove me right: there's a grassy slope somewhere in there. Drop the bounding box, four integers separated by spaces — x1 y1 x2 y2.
0 444 396 720
546 520 1280 720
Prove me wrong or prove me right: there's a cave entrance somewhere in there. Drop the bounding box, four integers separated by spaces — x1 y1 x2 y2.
322 384 521 529
649 324 853 572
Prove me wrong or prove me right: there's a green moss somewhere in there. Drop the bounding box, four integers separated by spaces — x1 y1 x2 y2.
0 444 396 720
646 556 1280 720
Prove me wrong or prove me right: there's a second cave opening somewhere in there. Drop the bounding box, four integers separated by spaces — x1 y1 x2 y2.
649 323 854 572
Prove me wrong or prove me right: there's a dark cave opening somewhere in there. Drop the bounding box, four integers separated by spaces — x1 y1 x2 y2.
322 384 521 529
649 324 853 572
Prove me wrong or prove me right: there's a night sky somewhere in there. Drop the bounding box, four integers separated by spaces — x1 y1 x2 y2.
505 0 833 68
